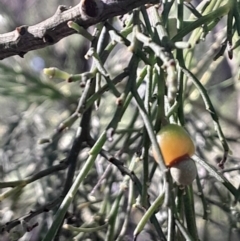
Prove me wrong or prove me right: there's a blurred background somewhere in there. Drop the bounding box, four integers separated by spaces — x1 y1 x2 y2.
0 0 240 240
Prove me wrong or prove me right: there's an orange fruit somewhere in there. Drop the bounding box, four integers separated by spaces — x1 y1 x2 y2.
153 124 195 167
153 124 197 185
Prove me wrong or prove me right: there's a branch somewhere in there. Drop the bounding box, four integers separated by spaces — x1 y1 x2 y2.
0 0 158 60
0 196 62 233
0 160 68 188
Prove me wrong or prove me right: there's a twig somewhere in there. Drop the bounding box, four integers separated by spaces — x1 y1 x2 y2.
0 196 63 233
0 160 68 189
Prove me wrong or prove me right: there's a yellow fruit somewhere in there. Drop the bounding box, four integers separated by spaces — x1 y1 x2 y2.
153 124 197 185
153 124 195 167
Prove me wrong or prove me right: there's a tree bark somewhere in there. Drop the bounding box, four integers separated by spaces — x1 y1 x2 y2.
0 0 159 60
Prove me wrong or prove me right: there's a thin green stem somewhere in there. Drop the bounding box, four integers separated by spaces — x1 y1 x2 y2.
106 157 136 241
195 174 209 220
141 65 152 207
175 218 195 241
180 66 229 167
172 3 231 42
133 192 165 239
63 222 108 233
183 185 199 240
42 132 106 241
192 155 240 201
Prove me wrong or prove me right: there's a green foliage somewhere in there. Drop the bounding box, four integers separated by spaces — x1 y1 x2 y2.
1 1 240 241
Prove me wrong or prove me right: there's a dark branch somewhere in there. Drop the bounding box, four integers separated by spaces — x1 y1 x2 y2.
0 160 68 188
0 0 158 60
1 196 62 233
